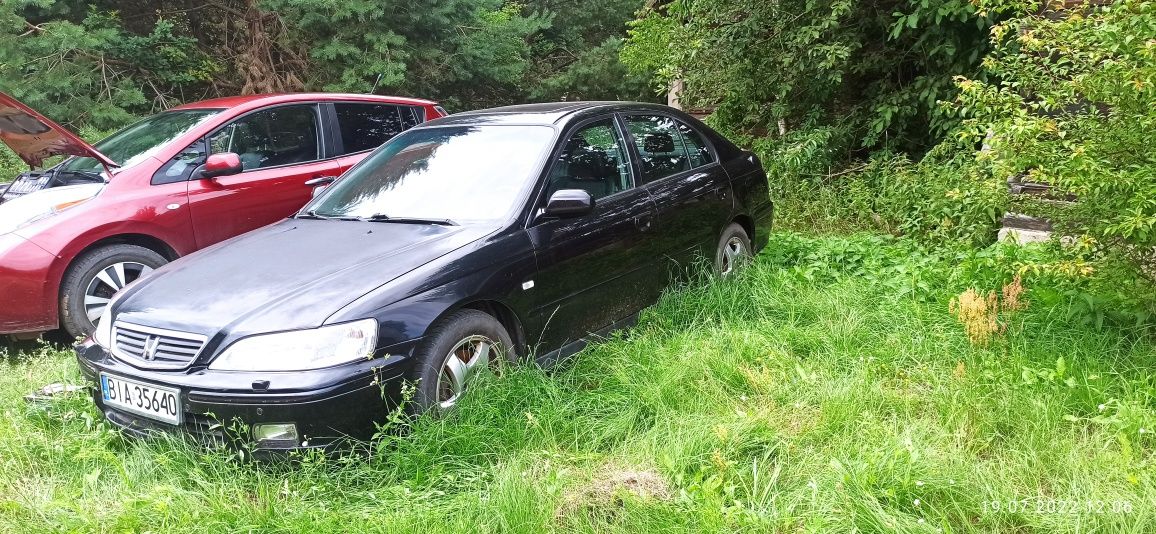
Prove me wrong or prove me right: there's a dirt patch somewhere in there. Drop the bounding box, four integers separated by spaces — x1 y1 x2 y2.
557 466 673 520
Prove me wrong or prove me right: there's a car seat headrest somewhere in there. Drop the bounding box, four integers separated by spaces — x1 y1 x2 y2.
643 132 676 153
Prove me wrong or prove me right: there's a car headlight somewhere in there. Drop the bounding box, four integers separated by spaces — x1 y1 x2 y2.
208 319 378 372
0 184 102 235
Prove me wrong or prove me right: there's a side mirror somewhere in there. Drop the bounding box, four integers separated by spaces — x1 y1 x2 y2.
540 189 594 219
201 152 243 179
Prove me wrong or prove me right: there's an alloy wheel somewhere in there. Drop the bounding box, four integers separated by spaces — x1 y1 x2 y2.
83 262 153 324
435 334 502 410
719 236 747 276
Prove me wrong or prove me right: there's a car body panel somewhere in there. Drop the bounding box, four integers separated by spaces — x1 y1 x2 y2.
0 92 116 168
111 219 497 346
186 159 341 248
525 186 659 350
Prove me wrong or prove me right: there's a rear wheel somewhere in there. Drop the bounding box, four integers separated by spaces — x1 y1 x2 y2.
409 309 516 414
59 244 167 339
714 223 752 276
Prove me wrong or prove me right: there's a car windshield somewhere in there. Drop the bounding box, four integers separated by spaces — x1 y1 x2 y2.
58 109 222 175
305 125 555 224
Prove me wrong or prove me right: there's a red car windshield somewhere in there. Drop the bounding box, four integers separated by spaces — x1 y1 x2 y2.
58 109 222 175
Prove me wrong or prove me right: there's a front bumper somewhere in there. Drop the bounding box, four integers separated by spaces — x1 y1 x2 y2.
0 232 58 334
75 338 418 453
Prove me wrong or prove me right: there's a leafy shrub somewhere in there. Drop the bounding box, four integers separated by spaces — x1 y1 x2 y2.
622 0 1002 157
955 0 1156 279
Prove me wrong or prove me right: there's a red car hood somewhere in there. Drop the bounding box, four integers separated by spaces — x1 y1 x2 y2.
0 92 117 169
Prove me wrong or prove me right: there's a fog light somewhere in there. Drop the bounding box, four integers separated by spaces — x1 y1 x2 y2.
252 423 299 448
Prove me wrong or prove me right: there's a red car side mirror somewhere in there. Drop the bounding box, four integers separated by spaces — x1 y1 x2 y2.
202 152 243 179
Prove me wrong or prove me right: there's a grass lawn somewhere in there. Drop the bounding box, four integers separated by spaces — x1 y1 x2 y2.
0 232 1152 532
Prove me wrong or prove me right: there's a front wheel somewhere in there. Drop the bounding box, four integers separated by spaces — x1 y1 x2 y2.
59 244 167 339
714 223 752 276
409 309 516 414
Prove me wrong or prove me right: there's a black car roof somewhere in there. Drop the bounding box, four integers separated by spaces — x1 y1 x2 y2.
418 101 746 161
423 101 681 127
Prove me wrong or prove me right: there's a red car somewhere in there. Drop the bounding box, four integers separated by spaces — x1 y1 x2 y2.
0 92 445 339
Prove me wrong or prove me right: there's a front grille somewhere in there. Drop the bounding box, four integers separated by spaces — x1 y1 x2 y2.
104 408 228 447
184 412 227 446
112 321 207 370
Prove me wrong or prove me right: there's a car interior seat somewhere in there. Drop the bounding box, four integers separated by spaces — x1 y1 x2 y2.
264 127 316 168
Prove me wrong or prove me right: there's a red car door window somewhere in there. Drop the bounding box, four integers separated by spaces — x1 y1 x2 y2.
209 106 320 170
333 103 412 155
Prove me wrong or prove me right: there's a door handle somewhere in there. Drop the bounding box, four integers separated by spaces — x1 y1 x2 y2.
634 214 654 232
305 176 337 187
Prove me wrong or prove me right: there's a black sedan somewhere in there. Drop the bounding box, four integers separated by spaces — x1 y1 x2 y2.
75 102 773 452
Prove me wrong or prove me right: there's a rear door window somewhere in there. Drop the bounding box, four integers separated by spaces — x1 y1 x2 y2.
676 121 716 168
334 103 417 155
625 115 691 184
400 107 421 130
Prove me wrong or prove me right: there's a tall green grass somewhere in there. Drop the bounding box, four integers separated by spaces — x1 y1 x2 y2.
0 233 1152 532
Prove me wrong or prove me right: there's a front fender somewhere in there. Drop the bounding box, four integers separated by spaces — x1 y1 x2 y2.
328 231 537 352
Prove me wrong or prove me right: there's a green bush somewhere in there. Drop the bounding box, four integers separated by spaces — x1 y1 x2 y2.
955 0 1156 278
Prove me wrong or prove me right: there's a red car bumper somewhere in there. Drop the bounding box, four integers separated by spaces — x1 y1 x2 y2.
0 233 58 334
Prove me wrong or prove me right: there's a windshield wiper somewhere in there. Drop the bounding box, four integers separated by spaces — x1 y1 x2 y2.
297 210 362 221
296 210 330 220
56 169 106 183
364 213 459 226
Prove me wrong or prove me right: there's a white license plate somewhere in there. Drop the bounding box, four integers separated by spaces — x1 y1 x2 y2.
100 373 182 425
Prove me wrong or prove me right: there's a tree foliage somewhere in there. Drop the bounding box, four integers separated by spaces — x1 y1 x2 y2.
623 0 1156 284
623 0 1003 157
0 0 216 129
0 0 652 131
957 0 1156 265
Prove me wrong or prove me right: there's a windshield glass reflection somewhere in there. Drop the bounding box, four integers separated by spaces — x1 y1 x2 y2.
306 125 554 224
60 109 222 174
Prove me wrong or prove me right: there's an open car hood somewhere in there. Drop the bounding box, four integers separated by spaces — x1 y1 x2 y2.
0 92 117 169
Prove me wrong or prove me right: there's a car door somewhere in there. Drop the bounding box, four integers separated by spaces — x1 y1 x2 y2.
624 113 732 279
524 116 659 351
186 103 338 248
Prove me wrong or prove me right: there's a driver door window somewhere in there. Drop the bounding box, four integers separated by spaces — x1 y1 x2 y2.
209 105 320 171
546 119 633 201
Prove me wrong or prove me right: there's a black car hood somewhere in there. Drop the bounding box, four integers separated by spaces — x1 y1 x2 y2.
114 218 495 337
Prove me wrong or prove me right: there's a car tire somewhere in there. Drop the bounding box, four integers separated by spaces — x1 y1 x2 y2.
59 244 167 339
715 222 752 276
409 309 516 414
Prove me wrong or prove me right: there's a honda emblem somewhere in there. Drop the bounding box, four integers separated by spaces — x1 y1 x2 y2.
142 335 161 361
